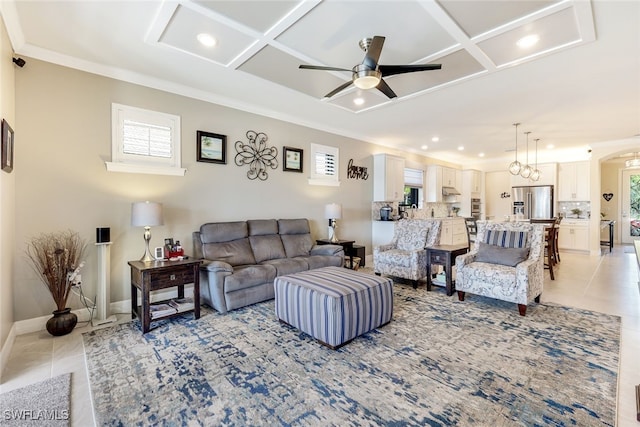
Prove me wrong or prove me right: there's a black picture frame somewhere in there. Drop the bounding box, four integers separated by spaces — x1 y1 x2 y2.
283 146 303 173
1 119 14 173
197 131 226 164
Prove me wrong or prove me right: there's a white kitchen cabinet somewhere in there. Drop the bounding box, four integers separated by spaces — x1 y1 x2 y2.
373 154 405 201
558 220 589 251
426 166 461 203
558 161 590 201
439 218 468 246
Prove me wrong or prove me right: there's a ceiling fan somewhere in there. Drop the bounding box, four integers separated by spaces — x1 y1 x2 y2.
299 35 441 99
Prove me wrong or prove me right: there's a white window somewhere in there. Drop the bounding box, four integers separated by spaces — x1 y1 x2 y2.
106 103 185 176
308 143 340 186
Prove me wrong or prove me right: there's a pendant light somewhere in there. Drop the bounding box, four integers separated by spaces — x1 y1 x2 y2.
530 138 541 181
508 123 522 175
520 131 533 178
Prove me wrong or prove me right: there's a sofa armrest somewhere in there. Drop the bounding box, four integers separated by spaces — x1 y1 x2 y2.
455 252 477 269
310 244 344 257
201 259 233 273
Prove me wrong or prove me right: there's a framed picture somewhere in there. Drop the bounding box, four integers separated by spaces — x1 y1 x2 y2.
197 131 226 164
283 146 303 173
1 119 14 173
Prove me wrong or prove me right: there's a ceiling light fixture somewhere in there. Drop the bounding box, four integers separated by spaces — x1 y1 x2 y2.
352 64 381 90
520 131 533 178
517 34 539 49
529 138 541 181
508 123 522 175
353 97 365 106
197 33 217 47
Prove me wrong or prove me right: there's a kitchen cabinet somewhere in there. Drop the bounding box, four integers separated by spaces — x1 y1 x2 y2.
485 170 512 221
558 220 589 251
426 166 461 203
465 169 482 194
439 218 468 246
510 163 557 187
558 161 590 201
373 154 405 201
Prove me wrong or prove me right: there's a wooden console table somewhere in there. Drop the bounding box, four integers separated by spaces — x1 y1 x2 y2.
426 244 469 296
128 258 202 333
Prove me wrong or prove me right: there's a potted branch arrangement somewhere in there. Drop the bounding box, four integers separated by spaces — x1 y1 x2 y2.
25 230 86 336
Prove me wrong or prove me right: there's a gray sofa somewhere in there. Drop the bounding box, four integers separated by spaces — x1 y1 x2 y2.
193 218 344 313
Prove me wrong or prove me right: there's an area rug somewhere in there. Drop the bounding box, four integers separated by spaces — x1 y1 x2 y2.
83 285 619 426
0 373 71 426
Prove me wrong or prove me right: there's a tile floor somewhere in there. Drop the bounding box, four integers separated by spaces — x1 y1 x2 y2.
1 246 639 426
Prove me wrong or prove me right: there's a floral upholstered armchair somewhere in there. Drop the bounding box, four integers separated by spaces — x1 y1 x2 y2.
455 221 544 316
374 219 441 285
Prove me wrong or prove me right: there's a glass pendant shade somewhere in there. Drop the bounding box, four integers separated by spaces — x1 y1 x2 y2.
509 160 522 175
530 169 541 181
520 164 533 178
508 123 521 175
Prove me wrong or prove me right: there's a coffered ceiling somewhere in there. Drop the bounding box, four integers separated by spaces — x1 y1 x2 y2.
1 0 639 165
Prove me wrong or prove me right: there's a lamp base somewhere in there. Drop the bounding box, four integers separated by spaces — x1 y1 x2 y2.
328 223 339 243
140 231 156 262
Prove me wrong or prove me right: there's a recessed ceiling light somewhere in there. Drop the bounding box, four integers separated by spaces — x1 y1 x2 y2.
432 136 439 142
421 145 428 150
546 144 555 149
353 97 365 106
517 34 539 49
197 33 217 47
457 146 464 151
478 153 485 157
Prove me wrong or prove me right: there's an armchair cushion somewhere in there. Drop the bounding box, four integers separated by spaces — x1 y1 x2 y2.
485 230 528 248
396 225 429 251
475 242 530 267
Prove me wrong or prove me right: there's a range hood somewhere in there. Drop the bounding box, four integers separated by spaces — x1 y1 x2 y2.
442 186 461 196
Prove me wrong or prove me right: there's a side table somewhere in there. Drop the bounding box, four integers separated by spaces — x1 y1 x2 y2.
128 258 203 333
316 239 355 268
426 244 469 296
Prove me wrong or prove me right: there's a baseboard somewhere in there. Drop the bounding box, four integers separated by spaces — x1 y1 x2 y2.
0 323 17 384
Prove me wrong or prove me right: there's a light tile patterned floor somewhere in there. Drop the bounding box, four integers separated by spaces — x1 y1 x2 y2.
1 247 639 426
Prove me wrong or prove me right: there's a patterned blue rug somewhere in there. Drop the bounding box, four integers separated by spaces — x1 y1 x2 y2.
83 284 619 426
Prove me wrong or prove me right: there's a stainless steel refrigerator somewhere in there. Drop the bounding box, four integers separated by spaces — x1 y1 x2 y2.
512 185 554 219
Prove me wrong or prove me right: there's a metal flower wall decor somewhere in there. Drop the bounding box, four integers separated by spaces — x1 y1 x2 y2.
234 130 278 181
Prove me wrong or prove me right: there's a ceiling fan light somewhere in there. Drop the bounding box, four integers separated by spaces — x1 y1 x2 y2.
353 66 381 89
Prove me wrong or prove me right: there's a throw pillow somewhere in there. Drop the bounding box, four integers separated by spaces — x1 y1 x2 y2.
485 230 528 248
475 242 530 267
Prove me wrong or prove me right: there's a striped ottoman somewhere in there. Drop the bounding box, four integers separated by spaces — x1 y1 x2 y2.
274 266 394 349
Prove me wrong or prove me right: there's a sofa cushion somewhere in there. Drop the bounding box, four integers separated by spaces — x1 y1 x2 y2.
250 235 287 263
200 221 248 243
281 234 313 258
475 242 530 267
278 218 310 235
248 219 278 236
202 238 256 267
261 258 308 276
485 230 528 248
224 264 276 292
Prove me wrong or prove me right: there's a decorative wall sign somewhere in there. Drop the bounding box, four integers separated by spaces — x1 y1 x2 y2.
500 192 511 198
346 159 369 180
602 193 614 202
283 146 303 173
197 131 226 164
234 131 278 180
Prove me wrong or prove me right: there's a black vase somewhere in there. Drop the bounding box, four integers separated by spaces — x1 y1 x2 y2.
46 308 77 336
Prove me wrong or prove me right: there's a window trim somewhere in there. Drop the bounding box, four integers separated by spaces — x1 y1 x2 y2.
105 103 186 176
308 143 340 187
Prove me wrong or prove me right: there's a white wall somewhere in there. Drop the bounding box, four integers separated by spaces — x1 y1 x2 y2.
0 15 16 362
13 58 439 321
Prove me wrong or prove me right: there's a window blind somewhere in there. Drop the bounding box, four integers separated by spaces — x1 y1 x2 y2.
123 120 172 158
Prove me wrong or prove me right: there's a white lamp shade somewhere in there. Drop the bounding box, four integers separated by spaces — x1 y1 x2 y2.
131 201 164 227
324 203 342 219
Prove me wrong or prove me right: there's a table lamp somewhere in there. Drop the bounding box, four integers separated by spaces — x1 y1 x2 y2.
324 203 342 243
131 201 164 262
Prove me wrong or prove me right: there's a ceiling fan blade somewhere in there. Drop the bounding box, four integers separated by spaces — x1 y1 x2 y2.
379 64 442 77
299 65 351 72
362 35 385 69
376 78 397 99
324 80 354 98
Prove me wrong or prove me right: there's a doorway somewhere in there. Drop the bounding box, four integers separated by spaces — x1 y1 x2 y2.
621 169 640 244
